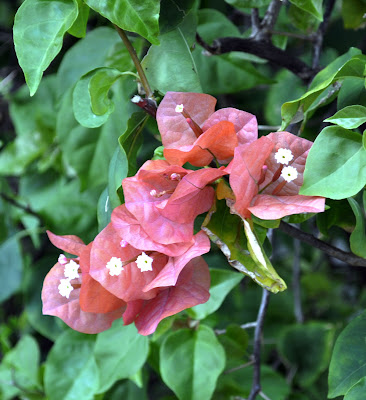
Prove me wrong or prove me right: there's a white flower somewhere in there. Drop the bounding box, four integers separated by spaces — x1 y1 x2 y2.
281 166 298 182
58 279 74 298
136 252 153 272
120 239 128 248
275 148 294 165
150 189 158 197
131 95 142 103
106 257 123 276
64 260 79 280
175 104 184 113
170 173 181 181
58 254 68 265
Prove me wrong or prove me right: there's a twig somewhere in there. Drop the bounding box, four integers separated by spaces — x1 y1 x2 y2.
196 34 315 83
251 8 261 38
0 192 41 221
292 229 304 323
258 0 283 41
259 391 272 400
279 221 366 267
113 25 154 99
248 289 271 400
312 0 336 69
215 321 257 335
258 125 280 131
224 360 255 374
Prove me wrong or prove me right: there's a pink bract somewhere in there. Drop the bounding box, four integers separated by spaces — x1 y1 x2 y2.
123 257 210 336
121 159 227 245
157 92 258 166
229 131 325 220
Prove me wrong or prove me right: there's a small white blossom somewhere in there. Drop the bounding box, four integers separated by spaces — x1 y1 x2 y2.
170 173 181 181
175 104 184 113
281 166 298 182
120 239 128 248
275 148 294 165
150 189 158 197
58 254 68 265
64 260 79 280
106 257 123 276
131 95 142 103
136 252 153 272
58 279 74 298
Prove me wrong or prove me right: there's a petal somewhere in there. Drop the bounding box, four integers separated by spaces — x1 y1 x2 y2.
134 257 210 335
111 205 194 256
248 194 326 219
47 231 85 256
143 231 211 291
42 262 124 334
202 108 258 146
122 299 144 326
89 223 167 302
157 92 216 149
79 244 126 314
164 146 213 167
229 137 274 218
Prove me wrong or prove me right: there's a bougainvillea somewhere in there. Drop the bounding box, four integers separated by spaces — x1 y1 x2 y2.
42 92 325 336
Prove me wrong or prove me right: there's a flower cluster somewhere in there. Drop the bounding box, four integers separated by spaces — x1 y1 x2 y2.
42 91 325 336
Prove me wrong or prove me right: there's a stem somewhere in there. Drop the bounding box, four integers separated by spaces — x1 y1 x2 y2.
248 289 271 400
279 221 366 267
0 192 41 221
114 25 153 98
293 228 304 323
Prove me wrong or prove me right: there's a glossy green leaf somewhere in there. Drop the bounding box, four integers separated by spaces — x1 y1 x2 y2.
300 126 366 199
57 27 120 97
142 12 202 93
119 112 148 177
97 187 112 231
88 67 135 116
281 49 364 129
344 377 366 400
0 236 23 303
187 269 243 320
159 0 196 33
13 0 78 96
94 320 149 394
68 0 89 38
288 3 320 32
203 200 286 293
342 0 366 29
337 77 366 110
84 0 160 45
329 310 366 397
348 196 366 258
325 105 366 129
2 335 41 392
160 325 225 400
217 324 249 368
288 0 323 20
108 147 128 210
44 330 98 400
278 322 334 387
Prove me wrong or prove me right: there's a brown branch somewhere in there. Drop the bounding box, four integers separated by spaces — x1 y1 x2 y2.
258 0 283 41
196 34 315 83
279 221 366 267
0 192 41 221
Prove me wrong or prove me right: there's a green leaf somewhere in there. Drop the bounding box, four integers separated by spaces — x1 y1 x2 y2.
328 310 366 397
278 322 335 387
44 330 99 400
342 0 366 29
325 105 366 129
57 27 120 97
84 0 160 45
337 77 366 110
300 126 366 199
119 112 148 177
281 49 364 129
13 0 78 96
217 324 249 368
288 3 320 32
187 269 243 320
203 200 286 293
159 0 196 34
344 377 366 400
348 196 366 258
94 320 149 393
68 0 89 38
0 236 23 303
108 147 128 210
142 12 202 93
97 187 112 231
160 325 225 400
2 335 41 392
288 0 323 21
